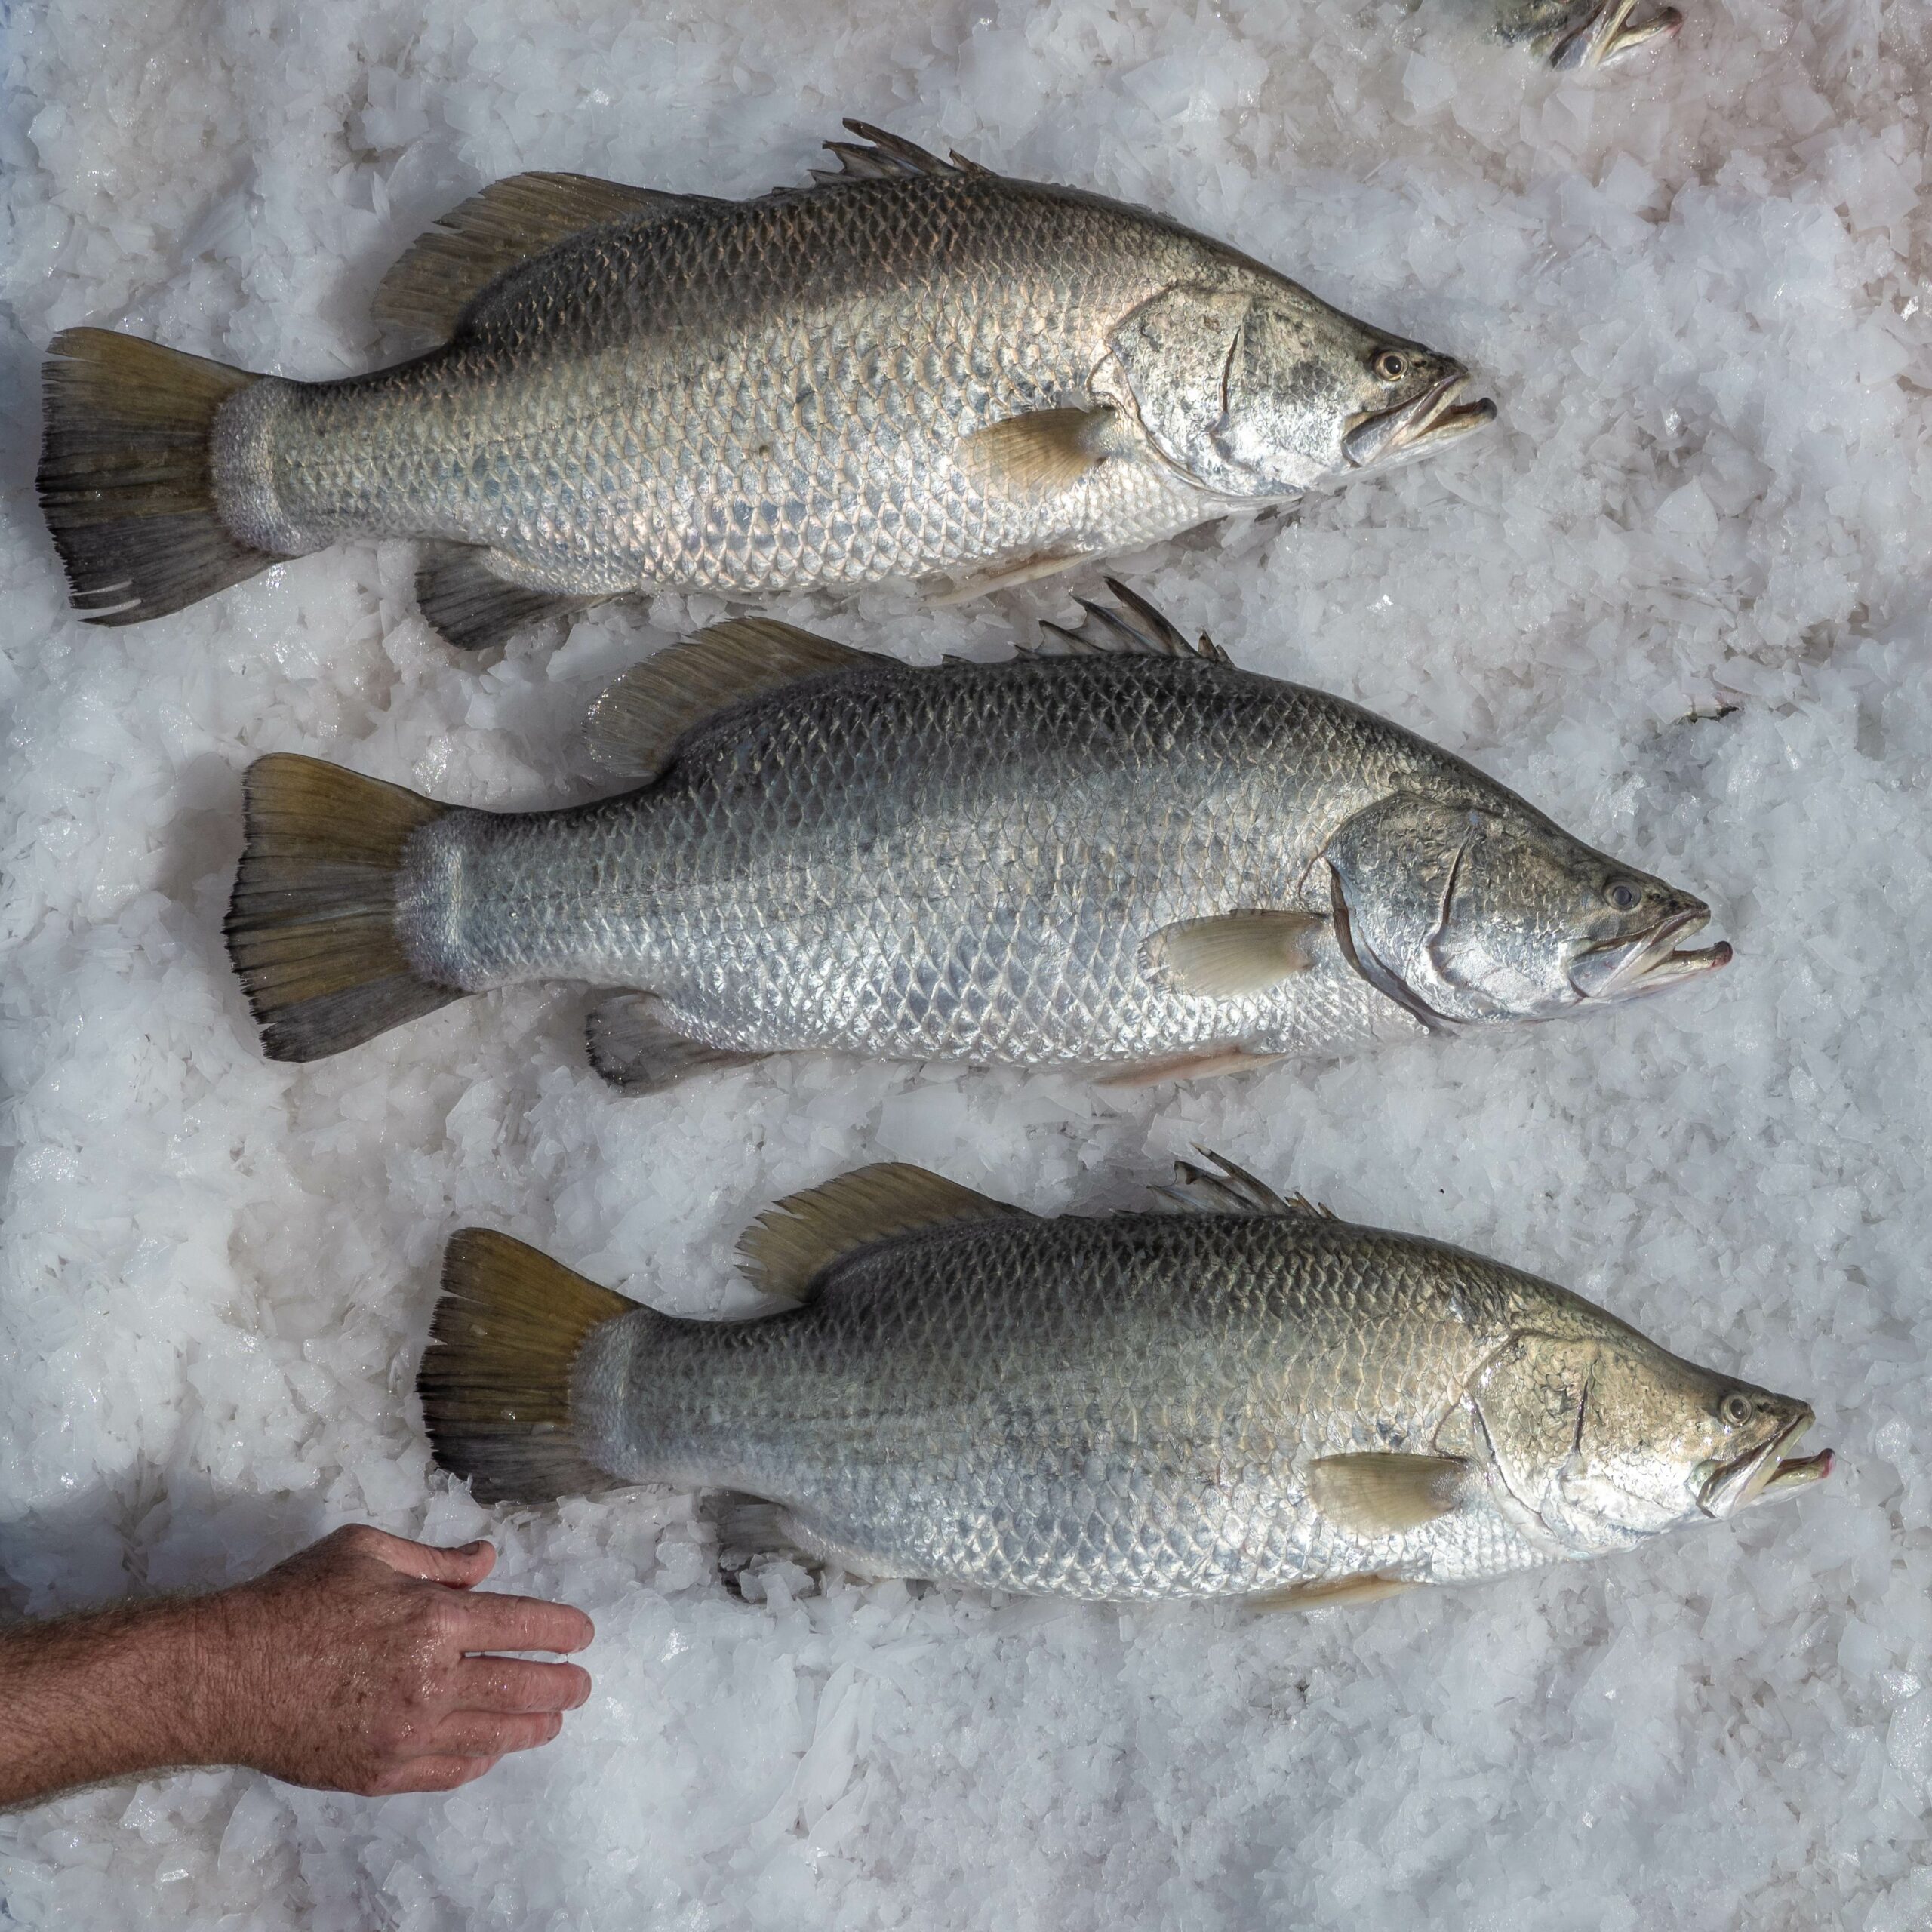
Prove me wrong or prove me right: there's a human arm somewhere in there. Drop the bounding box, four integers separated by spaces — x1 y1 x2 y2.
0 1524 593 1807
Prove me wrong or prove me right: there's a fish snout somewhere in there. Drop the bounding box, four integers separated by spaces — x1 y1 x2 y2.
1551 0 1684 69
1570 899 1733 1002
1342 371 1497 471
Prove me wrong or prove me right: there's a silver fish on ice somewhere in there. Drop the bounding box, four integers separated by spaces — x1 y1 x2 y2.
38 122 1494 651
417 1153 1831 1607
223 587 1731 1088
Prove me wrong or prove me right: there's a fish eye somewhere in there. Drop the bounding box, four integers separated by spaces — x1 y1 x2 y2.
1373 349 1408 383
1720 1392 1753 1427
1605 880 1641 912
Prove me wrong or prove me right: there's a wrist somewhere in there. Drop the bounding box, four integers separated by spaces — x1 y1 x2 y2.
160 1586 259 1771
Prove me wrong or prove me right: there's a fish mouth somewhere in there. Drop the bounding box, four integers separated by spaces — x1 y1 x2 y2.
1343 374 1498 472
1569 906 1733 1003
1551 0 1684 69
1697 1412 1832 1518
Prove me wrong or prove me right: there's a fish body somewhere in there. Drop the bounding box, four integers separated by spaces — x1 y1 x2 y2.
420 1157 1831 1606
225 589 1730 1084
40 125 1494 650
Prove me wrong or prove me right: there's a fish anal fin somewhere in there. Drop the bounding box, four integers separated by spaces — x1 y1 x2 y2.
737 1163 1028 1301
1244 1573 1415 1614
1140 910 1325 999
930 548 1092 608
955 407 1120 497
374 173 728 339
585 993 766 1093
416 543 603 653
1093 1045 1283 1090
1306 1453 1469 1537
585 618 880 781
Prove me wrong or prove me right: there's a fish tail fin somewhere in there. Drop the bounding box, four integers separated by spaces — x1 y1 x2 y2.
224 752 468 1061
420 1229 642 1504
37 327 280 624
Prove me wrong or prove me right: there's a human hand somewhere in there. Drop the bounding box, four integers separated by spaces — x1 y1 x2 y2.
202 1524 595 1795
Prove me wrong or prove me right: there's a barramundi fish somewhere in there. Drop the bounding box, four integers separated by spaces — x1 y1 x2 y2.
223 586 1730 1087
38 122 1494 653
417 1152 1831 1607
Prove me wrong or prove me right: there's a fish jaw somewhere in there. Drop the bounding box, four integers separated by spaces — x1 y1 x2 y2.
1341 374 1497 472
1568 905 1733 1004
1697 1411 1829 1518
1550 0 1684 69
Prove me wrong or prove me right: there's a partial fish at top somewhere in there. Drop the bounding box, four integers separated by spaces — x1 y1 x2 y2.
38 122 1494 652
1454 0 1683 66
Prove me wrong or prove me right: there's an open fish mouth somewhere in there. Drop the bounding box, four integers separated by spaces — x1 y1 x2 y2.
1697 1413 1832 1518
1343 374 1498 471
1571 906 1733 1003
1551 0 1684 69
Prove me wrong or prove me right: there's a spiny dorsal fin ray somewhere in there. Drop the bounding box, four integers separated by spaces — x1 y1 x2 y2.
374 173 729 339
810 119 986 186
738 1163 1029 1301
586 618 884 782
1030 579 1230 663
1153 1149 1336 1219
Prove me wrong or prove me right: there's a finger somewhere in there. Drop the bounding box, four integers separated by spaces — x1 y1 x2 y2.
369 1754 501 1795
450 1590 595 1654
454 1657 593 1714
431 1711 565 1759
343 1527 497 1587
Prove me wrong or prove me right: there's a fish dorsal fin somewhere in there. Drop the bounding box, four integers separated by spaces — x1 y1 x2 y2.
1152 1149 1331 1217
809 118 992 186
737 1163 1029 1301
585 618 882 782
1027 578 1231 664
374 173 729 339
1306 1453 1469 1537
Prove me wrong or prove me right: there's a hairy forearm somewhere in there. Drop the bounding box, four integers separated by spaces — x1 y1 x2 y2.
0 1593 237 1809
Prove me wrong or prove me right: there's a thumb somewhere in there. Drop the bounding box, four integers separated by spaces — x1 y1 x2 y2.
358 1529 497 1587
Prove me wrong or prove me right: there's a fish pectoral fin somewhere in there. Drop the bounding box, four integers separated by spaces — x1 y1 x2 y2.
585 993 767 1094
586 618 883 780
1306 1453 1470 1537
416 543 605 653
374 172 732 339
1140 910 1325 998
1092 1044 1284 1089
737 1164 1031 1301
1243 1573 1415 1614
955 406 1121 497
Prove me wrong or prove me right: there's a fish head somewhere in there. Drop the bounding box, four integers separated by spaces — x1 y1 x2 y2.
1321 793 1730 1031
1472 1327 1829 1555
1094 280 1495 503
